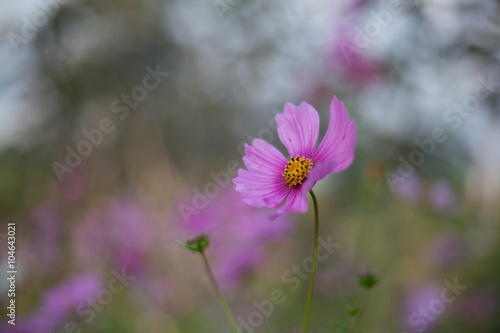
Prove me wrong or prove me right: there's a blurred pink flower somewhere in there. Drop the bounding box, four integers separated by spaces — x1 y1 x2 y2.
428 180 456 212
30 204 62 274
233 96 356 220
328 32 380 87
42 273 103 317
427 233 465 268
106 199 155 274
394 173 422 204
324 0 382 88
73 198 155 275
178 189 294 287
6 273 102 333
401 285 442 333
393 174 457 213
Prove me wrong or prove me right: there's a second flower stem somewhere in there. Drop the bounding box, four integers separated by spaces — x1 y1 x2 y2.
349 291 371 332
302 189 320 333
200 250 239 333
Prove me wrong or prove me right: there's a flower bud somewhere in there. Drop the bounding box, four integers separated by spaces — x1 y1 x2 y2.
345 301 360 316
184 234 210 253
357 268 380 289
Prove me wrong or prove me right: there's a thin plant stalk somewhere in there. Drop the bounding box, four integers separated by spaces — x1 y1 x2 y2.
200 250 239 333
301 190 320 333
348 291 371 332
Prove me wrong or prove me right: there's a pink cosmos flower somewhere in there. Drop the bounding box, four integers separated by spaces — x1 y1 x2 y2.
233 96 357 220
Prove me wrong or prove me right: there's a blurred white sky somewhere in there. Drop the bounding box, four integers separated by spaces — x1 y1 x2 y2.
0 0 51 150
0 0 498 155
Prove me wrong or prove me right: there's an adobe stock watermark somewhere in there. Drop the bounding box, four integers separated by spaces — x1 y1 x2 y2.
178 108 281 224
54 268 135 333
212 0 245 21
386 74 500 192
340 0 416 63
51 64 169 182
234 236 340 333
8 0 70 53
406 277 467 333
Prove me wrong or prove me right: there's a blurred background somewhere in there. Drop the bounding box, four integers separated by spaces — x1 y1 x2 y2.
1 0 500 332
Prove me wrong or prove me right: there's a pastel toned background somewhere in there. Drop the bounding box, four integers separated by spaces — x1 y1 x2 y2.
1 0 499 332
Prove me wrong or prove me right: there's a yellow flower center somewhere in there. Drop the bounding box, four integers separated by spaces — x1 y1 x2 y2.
283 155 313 187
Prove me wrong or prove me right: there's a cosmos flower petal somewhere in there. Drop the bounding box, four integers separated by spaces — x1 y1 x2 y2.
242 139 288 174
268 189 308 221
312 96 357 173
328 120 356 173
233 140 290 209
262 186 291 209
300 160 337 194
234 174 289 209
234 169 286 190
276 101 320 158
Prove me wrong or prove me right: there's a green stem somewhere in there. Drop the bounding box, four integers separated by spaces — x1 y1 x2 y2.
200 250 239 333
302 190 320 333
348 291 371 332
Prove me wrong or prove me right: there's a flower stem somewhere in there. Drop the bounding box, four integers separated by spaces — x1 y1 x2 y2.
200 250 239 333
302 189 320 333
348 291 371 332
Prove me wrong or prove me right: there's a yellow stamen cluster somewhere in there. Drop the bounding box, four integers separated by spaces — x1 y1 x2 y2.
283 155 313 187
